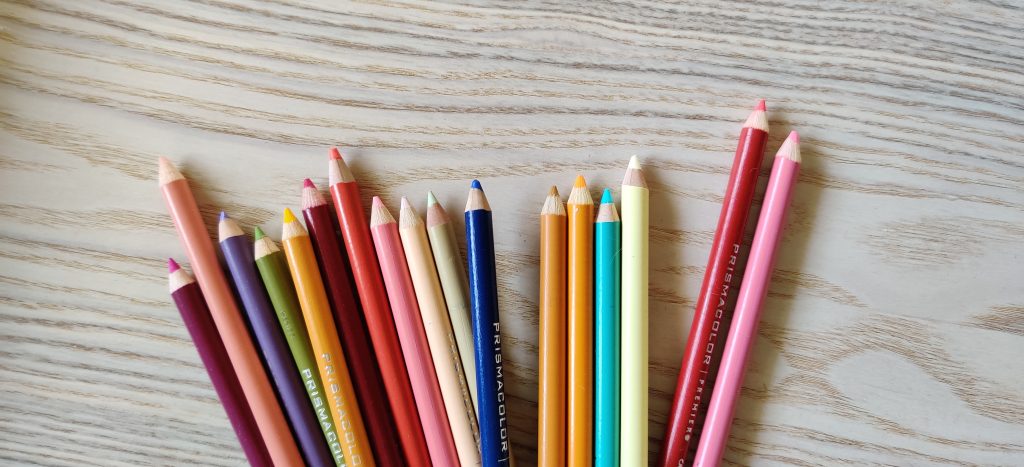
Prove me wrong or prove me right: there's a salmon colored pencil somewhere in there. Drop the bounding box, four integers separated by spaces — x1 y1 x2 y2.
301 179 405 466
158 157 303 467
280 208 375 467
369 197 459 466
538 186 567 467
399 197 481 467
328 149 431 466
568 175 594 467
693 132 802 466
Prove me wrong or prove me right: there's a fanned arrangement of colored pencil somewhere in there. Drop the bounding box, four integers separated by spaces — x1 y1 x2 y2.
158 99 805 467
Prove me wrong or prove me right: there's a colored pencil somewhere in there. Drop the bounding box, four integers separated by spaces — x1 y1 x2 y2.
167 259 273 467
301 179 405 466
620 155 649 466
425 191 478 412
219 213 335 467
465 180 512 467
538 186 567 467
594 189 621 467
253 227 346 465
280 208 376 467
659 100 770 467
399 197 481 467
693 131 802 466
158 157 304 467
567 175 594 467
328 149 431 466
369 197 460 466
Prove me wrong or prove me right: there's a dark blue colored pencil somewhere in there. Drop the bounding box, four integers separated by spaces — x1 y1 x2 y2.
464 180 511 467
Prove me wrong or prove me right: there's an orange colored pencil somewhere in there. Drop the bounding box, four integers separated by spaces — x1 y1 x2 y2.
538 186 567 467
280 208 375 467
568 175 594 466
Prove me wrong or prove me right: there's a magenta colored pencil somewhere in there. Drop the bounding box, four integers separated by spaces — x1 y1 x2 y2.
168 258 273 467
693 131 803 466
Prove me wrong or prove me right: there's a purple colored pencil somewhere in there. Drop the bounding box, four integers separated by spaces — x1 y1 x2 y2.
168 258 273 467
218 213 334 467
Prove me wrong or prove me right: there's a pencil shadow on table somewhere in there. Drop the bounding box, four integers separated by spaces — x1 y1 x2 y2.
724 131 824 465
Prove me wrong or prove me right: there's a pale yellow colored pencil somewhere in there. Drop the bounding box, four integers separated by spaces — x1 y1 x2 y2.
620 155 649 466
399 197 481 467
425 191 478 412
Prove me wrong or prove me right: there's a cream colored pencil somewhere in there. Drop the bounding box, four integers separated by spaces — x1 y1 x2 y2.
620 155 649 465
399 197 481 467
425 191 478 412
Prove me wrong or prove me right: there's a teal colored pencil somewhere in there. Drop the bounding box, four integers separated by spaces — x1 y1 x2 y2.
594 188 621 467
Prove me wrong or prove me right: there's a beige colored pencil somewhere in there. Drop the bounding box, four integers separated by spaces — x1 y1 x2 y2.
399 197 481 467
425 191 478 412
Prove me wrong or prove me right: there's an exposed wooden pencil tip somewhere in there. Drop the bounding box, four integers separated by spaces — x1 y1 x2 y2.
219 211 228 221
400 197 412 210
600 188 613 204
253 226 266 239
329 147 342 160
372 196 384 208
573 175 586 188
623 155 648 188
168 258 180 273
548 185 559 197
283 208 297 223
370 197 396 226
755 99 766 111
158 157 184 185
789 130 799 145
776 131 802 163
426 191 438 206
628 155 641 169
218 213 244 242
303 178 316 189
541 187 566 216
328 150 355 185
568 177 594 205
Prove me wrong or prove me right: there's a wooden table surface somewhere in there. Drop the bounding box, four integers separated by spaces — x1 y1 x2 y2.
2 1 1022 465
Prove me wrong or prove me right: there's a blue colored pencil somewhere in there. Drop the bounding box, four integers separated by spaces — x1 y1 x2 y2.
594 189 621 467
465 180 511 467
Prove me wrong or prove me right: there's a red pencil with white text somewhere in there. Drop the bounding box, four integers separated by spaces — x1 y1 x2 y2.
659 100 769 467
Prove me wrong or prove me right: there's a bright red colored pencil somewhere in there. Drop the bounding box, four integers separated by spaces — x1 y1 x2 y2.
659 100 770 467
327 149 431 467
301 179 405 466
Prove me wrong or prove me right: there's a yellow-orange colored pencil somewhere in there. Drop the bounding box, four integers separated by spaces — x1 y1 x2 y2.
568 175 594 466
280 208 375 467
538 186 567 467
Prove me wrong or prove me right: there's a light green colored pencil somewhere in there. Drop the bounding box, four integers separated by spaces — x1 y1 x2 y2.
253 227 345 466
425 191 478 412
620 156 649 465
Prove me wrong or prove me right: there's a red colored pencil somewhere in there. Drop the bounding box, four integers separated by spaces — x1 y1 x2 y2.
659 100 770 467
167 258 273 467
327 149 431 467
301 179 405 466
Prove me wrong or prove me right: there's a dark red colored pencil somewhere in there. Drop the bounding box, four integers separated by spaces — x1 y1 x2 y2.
301 179 405 466
327 149 432 467
659 100 770 467
167 258 273 467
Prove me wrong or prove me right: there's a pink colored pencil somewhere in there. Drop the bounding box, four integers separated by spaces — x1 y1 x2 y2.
368 196 460 466
692 131 802 466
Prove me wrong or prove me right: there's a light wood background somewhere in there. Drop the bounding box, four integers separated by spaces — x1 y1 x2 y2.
1 1 1022 465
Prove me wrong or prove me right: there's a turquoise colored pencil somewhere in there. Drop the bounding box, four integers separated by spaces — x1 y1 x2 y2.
594 188 621 467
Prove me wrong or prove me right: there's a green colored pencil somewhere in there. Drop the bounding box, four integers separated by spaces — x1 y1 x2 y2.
253 227 345 466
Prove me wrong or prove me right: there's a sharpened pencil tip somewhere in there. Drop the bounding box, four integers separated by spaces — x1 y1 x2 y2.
573 175 586 188
168 258 180 273
219 211 228 221
628 155 641 169
470 179 482 190
329 147 342 160
426 191 438 206
253 226 265 239
283 208 297 223
372 196 384 208
788 130 799 145
400 197 411 210
755 99 766 111
600 188 613 204
548 185 559 197
303 178 315 189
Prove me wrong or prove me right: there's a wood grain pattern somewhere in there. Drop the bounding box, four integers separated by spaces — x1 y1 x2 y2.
0 1 1022 465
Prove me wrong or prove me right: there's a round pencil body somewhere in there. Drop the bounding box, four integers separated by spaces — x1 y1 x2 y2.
281 209 376 467
302 181 405 466
219 215 335 467
567 176 594 467
158 158 303 467
369 198 460 466
168 260 273 467
426 192 479 412
693 133 801 466
619 156 649 466
594 190 621 467
399 198 481 467
538 187 567 467
465 181 512 467
660 101 769 467
328 151 431 466
253 230 346 465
